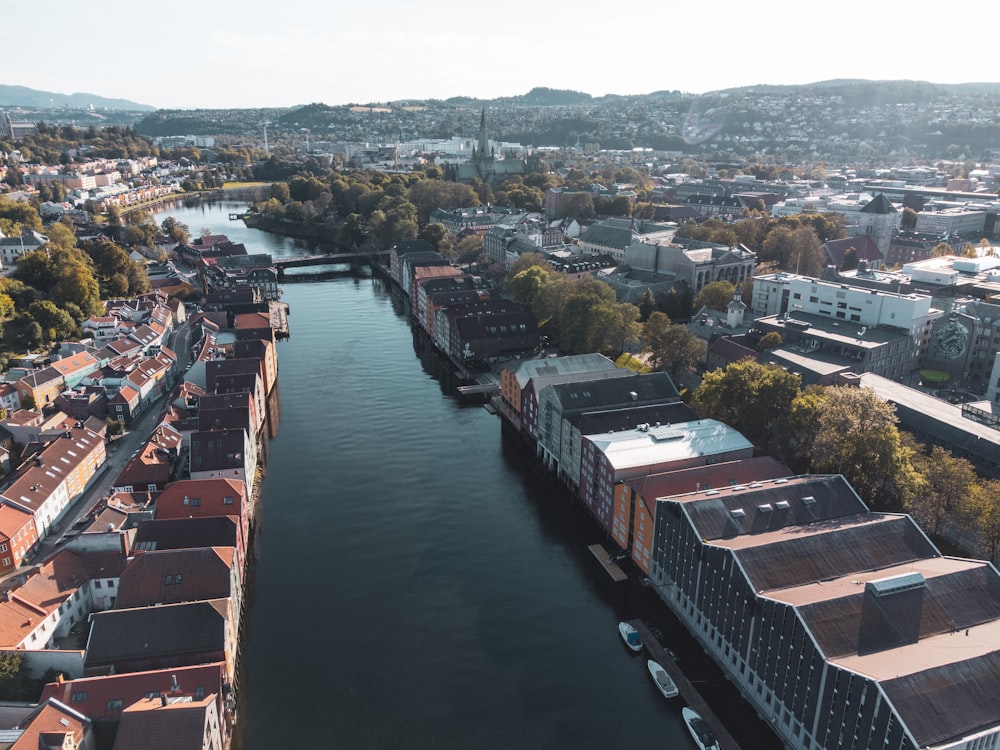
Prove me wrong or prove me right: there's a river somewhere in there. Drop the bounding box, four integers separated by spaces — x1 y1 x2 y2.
152 198 780 750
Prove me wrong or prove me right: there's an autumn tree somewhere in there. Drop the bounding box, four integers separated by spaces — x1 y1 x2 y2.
454 234 484 264
801 386 918 509
417 223 454 259
643 320 705 384
693 359 801 453
907 446 979 538
756 331 783 351
693 280 735 312
971 479 1000 562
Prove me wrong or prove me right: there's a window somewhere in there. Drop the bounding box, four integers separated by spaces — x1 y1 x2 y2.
107 699 123 710
191 497 201 506
0 544 7 553
95 580 102 589
71 691 87 703
223 496 234 505
175 574 183 584
1 558 9 568
165 575 173 585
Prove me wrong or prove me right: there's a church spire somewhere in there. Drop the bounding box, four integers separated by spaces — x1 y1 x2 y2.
477 108 489 160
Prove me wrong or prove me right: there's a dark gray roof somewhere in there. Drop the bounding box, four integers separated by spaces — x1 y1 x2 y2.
735 514 935 592
860 193 896 214
85 600 227 667
882 652 1000 747
567 402 698 435
686 475 865 541
132 516 239 552
802 564 1000 659
549 371 679 411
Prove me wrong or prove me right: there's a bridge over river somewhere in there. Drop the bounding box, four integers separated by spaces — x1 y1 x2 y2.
274 249 390 277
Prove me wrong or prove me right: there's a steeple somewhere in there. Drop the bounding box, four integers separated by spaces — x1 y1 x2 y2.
476 108 489 161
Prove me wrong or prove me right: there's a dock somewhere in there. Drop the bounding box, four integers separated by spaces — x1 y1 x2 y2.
587 544 628 582
631 620 742 750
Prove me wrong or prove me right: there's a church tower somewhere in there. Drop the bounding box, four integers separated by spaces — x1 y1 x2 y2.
858 193 898 255
727 286 747 329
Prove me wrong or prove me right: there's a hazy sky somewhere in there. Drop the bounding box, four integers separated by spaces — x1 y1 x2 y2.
9 0 990 110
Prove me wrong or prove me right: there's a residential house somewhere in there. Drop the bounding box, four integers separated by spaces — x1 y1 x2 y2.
534 372 681 474
2 698 93 750
84 599 237 682
111 692 224 750
0 547 126 649
613 456 791 574
579 419 754 533
153 479 250 547
188 428 257 487
15 366 64 409
0 422 106 537
111 424 183 498
108 385 141 426
115 547 243 632
499 353 626 433
40 662 230 748
0 503 38 573
50 352 100 390
131 516 245 579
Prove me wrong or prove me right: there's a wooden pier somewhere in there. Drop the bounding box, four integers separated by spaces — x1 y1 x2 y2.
630 619 742 750
587 544 628 582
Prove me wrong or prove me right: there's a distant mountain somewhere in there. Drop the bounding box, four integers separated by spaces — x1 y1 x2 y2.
0 85 154 111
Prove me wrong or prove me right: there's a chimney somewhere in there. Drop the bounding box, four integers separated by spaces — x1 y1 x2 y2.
160 692 167 707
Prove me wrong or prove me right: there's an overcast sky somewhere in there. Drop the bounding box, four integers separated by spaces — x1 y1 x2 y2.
9 0 991 110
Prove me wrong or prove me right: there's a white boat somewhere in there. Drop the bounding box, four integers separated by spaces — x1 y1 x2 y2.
683 707 720 750
646 659 678 698
618 621 643 652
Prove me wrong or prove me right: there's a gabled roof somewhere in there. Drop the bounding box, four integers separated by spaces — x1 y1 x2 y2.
40 662 227 724
85 600 229 667
824 235 884 265
112 693 219 750
115 547 235 609
548 371 680 411
132 516 240 553
860 192 896 214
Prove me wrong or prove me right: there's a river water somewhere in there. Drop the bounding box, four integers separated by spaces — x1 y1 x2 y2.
153 198 780 750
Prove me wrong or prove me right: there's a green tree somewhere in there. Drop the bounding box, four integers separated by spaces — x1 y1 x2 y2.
756 331 783 351
840 246 859 271
652 324 705 384
610 303 642 357
0 652 28 701
638 288 656 321
508 266 552 310
805 387 918 509
907 446 979 537
971 479 1000 562
417 223 454 259
454 234 484 264
693 280 735 312
161 216 191 245
28 300 77 343
694 359 801 454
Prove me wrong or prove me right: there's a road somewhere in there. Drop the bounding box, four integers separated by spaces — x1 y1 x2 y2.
28 317 196 563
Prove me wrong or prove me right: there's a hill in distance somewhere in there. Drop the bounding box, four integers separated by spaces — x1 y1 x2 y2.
0 85 154 111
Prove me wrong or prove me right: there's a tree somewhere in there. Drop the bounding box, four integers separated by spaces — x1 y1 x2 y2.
840 246 859 271
638 288 656 321
694 359 801 454
454 234 483 264
0 652 29 701
161 216 191 245
28 300 77 343
407 179 478 223
417 223 454 258
609 303 642 357
508 266 552 310
644 321 704 384
756 331 783 351
693 280 735 312
804 387 918 509
971 479 1000 562
907 446 978 537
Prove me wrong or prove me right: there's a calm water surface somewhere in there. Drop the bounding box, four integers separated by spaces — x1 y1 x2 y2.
155 199 778 750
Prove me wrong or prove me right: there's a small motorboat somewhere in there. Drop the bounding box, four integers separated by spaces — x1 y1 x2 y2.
647 659 678 698
683 706 720 750
618 621 643 652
